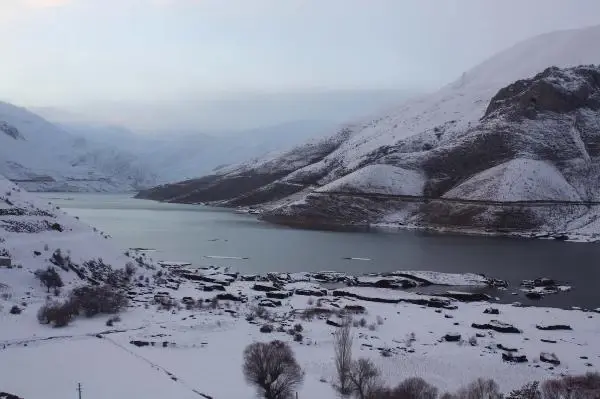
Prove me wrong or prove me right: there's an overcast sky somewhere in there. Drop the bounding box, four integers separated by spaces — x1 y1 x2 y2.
1 0 599 130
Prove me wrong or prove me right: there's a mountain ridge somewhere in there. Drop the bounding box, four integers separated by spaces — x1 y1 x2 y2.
137 25 600 241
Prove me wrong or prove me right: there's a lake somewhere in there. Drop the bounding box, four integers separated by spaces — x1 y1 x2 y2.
42 193 600 309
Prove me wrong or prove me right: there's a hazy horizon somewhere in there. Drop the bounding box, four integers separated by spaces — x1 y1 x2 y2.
2 0 600 131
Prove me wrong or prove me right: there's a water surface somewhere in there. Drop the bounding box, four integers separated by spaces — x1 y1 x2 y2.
42 193 600 309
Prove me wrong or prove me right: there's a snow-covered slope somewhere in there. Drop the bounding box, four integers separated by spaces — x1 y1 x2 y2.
0 102 157 192
137 25 600 240
0 175 149 299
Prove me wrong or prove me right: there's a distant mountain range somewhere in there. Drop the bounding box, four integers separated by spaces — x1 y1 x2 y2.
137 25 600 241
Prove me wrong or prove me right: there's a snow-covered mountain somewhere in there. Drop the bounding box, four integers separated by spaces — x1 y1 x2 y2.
137 25 600 240
0 102 157 192
55 119 337 183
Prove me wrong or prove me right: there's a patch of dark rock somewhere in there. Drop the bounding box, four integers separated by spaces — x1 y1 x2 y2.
326 317 345 327
526 292 543 300
130 340 150 347
33 250 41 256
258 299 282 308
439 291 492 302
344 304 366 313
581 356 589 360
502 353 528 363
252 283 279 292
181 297 195 305
266 291 292 299
216 293 245 302
0 392 24 399
541 339 557 344
540 352 560 365
484 308 500 315
487 278 509 288
476 333 486 338
295 288 327 297
240 274 260 281
332 289 455 309
586 363 594 367
497 343 518 352
444 314 454 319
356 277 417 289
472 320 521 334
536 324 572 331
443 333 461 342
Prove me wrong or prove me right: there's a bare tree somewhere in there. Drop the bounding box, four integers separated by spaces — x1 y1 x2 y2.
348 358 380 399
392 377 438 399
456 378 502 399
542 372 600 399
334 320 353 396
243 340 304 399
35 267 63 293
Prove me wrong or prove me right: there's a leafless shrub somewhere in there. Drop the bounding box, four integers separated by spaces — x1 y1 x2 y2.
376 315 384 325
294 333 303 342
307 297 314 306
243 340 304 399
352 319 360 328
349 358 381 399
293 323 303 333
334 320 353 396
542 372 600 399
368 323 377 331
468 336 478 346
300 306 334 321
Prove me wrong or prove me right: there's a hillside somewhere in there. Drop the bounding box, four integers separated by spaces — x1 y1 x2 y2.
137 25 600 241
0 102 157 192
2 175 600 398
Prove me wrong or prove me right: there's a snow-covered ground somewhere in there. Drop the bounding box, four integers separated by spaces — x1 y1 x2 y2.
1 177 599 398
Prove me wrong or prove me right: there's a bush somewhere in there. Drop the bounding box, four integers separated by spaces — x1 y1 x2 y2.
106 315 122 327
70 285 128 317
243 340 304 399
390 377 438 399
260 324 274 333
507 381 541 399
125 262 136 276
376 315 384 325
9 305 21 315
359 317 367 327
35 267 63 293
37 300 77 327
293 323 303 333
294 333 303 342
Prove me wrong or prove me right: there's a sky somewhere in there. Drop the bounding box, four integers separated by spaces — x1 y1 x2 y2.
1 0 600 131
